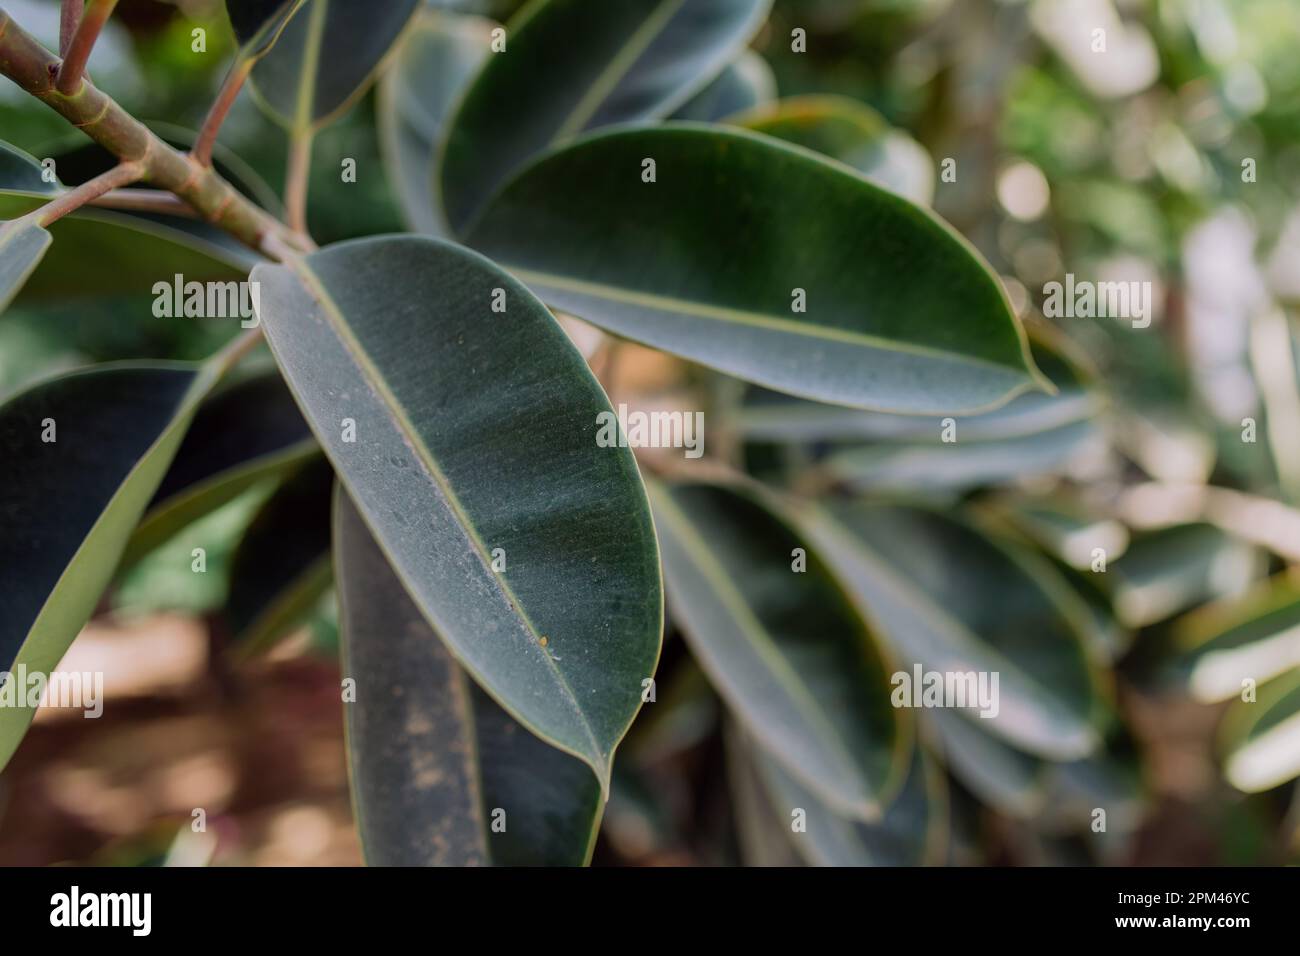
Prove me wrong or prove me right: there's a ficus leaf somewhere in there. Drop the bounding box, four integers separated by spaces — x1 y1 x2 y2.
123 369 317 567
465 125 1047 413
1220 666 1300 793
926 707 1045 819
252 235 662 790
226 0 307 59
227 454 335 656
649 478 907 820
741 727 948 866
1110 523 1261 629
0 218 51 315
439 0 772 233
0 141 250 301
671 50 776 122
0 359 228 769
798 502 1106 759
732 94 935 206
378 10 494 235
335 491 603 865
1174 575 1300 704
248 0 421 132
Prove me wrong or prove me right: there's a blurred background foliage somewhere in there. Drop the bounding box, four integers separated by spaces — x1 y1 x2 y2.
2 0 1300 866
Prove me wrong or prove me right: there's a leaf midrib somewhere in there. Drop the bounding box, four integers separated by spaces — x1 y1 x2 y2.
286 257 607 768
805 506 1088 735
509 266 1031 378
550 0 689 143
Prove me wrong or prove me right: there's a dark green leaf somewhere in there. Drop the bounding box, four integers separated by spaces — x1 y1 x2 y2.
253 235 662 788
799 502 1106 759
0 360 226 769
249 0 421 131
439 0 771 232
123 369 316 566
335 491 602 865
733 94 934 205
227 454 335 654
466 126 1046 413
745 729 947 866
650 479 906 819
227 0 307 58
0 219 50 315
378 9 494 234
671 50 775 122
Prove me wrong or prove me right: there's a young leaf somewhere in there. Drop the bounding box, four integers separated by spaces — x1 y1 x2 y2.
0 361 225 769
439 0 772 233
123 369 317 566
248 0 421 131
227 454 335 655
649 479 907 820
378 9 494 235
335 491 602 865
798 502 1106 759
252 235 662 789
465 126 1046 413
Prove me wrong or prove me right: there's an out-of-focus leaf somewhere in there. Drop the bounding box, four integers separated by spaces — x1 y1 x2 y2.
1111 524 1262 629
123 369 316 566
439 0 772 232
0 358 229 769
1221 667 1300 793
249 0 421 131
799 502 1106 759
253 235 662 790
335 492 602 864
725 725 804 866
378 10 494 235
227 0 307 58
0 218 50 315
748 731 947 866
227 455 334 655
732 94 934 206
649 479 906 819
467 126 1047 413
809 338 1099 492
926 707 1045 819
671 50 776 121
1174 576 1300 703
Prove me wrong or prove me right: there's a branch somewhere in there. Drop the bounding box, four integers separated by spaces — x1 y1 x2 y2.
59 0 83 57
34 161 142 226
193 58 253 167
0 10 294 255
87 187 198 216
55 0 116 95
284 128 314 235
